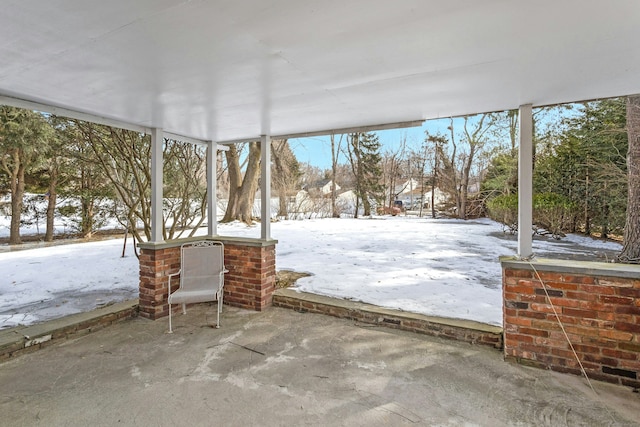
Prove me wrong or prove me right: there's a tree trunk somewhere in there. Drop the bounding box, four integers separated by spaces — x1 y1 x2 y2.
618 94 640 263
222 142 261 224
45 168 58 242
331 135 341 218
222 145 242 223
8 150 24 245
362 194 371 217
80 167 94 238
431 147 438 219
460 147 475 220
271 139 289 218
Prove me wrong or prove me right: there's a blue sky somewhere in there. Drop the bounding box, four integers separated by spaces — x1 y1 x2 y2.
290 118 453 170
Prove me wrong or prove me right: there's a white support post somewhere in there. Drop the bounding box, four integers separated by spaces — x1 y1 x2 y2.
151 128 164 243
260 135 271 240
518 104 533 258
207 142 217 237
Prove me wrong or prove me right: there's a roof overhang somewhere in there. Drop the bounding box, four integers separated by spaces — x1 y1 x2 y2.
2 0 640 142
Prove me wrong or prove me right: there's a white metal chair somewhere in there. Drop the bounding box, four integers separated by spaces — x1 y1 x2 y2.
167 241 228 333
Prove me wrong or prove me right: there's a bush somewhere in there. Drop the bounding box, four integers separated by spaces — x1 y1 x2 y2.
487 192 575 239
533 192 575 239
487 194 518 234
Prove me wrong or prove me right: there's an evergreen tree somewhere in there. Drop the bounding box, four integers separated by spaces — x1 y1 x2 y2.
534 98 627 237
0 107 52 244
346 132 383 217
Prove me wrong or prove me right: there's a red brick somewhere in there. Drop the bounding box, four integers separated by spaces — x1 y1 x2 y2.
530 303 555 313
546 281 579 291
618 359 640 371
531 320 562 331
617 288 640 298
550 348 574 359
504 284 535 294
600 295 634 305
619 342 640 352
520 344 551 355
519 327 549 338
520 311 548 320
600 278 636 288
572 344 601 354
566 291 598 301
519 294 548 303
578 301 613 312
583 354 619 367
505 269 533 278
615 305 640 315
536 272 563 282
505 316 532 327
504 308 517 317
580 284 616 295
602 348 638 360
504 333 534 345
548 297 579 307
615 322 640 333
562 308 597 319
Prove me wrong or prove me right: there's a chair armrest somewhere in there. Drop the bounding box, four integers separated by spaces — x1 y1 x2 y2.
168 269 181 295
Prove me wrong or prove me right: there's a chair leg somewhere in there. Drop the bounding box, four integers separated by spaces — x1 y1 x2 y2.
182 303 186 315
216 292 223 328
168 302 173 333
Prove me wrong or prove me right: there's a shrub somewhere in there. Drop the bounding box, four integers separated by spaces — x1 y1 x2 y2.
487 192 575 239
487 194 518 234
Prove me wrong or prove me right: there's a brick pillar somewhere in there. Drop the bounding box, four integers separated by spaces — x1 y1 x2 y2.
138 245 181 320
223 241 276 310
138 237 277 320
501 256 640 388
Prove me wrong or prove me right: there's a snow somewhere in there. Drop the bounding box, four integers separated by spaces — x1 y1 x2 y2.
0 216 622 330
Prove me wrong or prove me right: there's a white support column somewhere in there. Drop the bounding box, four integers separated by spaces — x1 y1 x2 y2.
151 128 164 243
260 135 271 240
207 142 217 237
518 104 533 258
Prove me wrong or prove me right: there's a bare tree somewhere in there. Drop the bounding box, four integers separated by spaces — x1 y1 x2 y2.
426 134 447 218
381 136 406 211
330 134 344 218
271 139 300 218
221 142 261 224
77 122 207 242
459 114 496 219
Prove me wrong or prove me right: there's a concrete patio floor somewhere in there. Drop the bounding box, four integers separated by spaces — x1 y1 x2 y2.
1 304 639 426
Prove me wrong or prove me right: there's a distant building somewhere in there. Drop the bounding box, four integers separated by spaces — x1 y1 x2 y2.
303 179 341 196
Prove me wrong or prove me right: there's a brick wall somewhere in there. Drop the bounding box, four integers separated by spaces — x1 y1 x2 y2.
501 257 640 388
274 289 503 349
139 246 181 319
0 300 138 361
138 237 277 320
224 242 276 311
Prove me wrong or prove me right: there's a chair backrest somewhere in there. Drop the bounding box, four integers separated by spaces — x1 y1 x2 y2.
180 241 225 292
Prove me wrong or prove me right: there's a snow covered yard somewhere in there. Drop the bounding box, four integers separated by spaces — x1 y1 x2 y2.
0 216 622 329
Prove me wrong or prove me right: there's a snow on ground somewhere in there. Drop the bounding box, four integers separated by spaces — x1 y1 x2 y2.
0 216 622 329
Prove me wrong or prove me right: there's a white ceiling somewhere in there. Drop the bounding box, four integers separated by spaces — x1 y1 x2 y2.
1 0 640 142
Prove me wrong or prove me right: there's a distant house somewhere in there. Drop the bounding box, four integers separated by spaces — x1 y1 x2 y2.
397 187 448 210
304 179 341 196
394 178 419 195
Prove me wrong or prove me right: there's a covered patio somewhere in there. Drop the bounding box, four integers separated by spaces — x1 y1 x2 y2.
1 0 639 387
1 304 639 426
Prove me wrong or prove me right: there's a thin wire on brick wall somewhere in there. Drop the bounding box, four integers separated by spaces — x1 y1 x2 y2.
526 261 596 391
